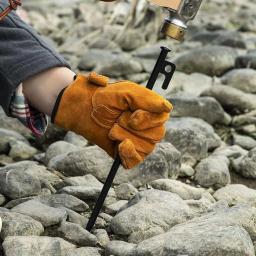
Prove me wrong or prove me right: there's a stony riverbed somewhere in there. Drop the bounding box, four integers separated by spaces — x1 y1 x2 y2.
1 0 256 255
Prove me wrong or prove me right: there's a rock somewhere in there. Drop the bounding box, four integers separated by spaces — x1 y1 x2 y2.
3 236 76 256
221 69 256 93
195 155 231 189
232 110 256 127
93 229 110 248
78 49 118 70
0 211 44 240
168 95 231 125
214 184 256 207
0 128 28 154
0 162 41 199
64 247 102 256
232 147 256 178
117 29 146 51
95 53 143 77
64 174 103 187
136 224 254 256
105 240 136 256
191 30 246 49
11 200 67 227
201 85 256 114
0 194 6 206
49 143 181 187
0 107 31 137
179 164 195 177
115 183 138 200
59 185 116 203
185 193 216 217
213 145 248 159
165 117 221 165
0 161 62 199
45 141 81 164
37 194 89 212
105 200 128 215
232 134 256 150
64 131 88 147
165 72 214 97
58 221 97 247
174 46 237 76
150 179 204 200
63 208 88 227
236 53 256 69
110 189 190 243
8 141 37 161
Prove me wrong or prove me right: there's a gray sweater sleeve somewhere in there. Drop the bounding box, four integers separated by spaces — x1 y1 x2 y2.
0 0 70 116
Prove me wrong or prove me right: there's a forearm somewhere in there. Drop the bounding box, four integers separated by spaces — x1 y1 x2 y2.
22 67 76 116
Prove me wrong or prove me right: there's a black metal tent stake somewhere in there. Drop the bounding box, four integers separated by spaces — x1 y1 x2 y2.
86 46 176 232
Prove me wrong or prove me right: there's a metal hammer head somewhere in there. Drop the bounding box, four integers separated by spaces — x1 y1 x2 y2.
149 0 203 41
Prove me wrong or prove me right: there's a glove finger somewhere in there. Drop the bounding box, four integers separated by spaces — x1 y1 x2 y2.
118 111 166 142
129 110 170 130
108 81 173 113
119 139 144 169
109 123 155 154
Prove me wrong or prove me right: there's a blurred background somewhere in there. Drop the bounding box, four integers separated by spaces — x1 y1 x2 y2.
2 0 256 255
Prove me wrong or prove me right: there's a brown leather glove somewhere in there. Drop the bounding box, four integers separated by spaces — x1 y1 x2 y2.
52 72 172 169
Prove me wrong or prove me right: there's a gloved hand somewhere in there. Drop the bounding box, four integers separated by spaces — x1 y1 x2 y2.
52 72 172 169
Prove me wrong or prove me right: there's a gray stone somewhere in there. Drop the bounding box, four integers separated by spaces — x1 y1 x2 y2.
105 240 136 256
174 46 237 76
105 200 128 215
0 211 44 240
221 69 256 93
58 221 97 246
78 49 118 70
110 189 190 243
11 200 67 227
236 53 256 69
232 147 256 178
179 164 195 177
64 247 102 256
201 85 256 114
0 128 28 154
3 236 76 256
168 95 231 125
115 183 138 200
0 161 62 199
165 72 214 97
0 194 6 206
165 117 221 165
59 185 116 203
150 179 204 200
63 207 88 227
95 53 143 77
214 184 256 207
37 194 89 212
45 141 81 164
0 162 41 199
117 29 146 51
195 155 231 189
233 134 256 150
136 224 254 256
213 145 248 159
49 143 181 187
8 141 37 161
64 131 88 147
232 110 256 127
64 174 103 187
93 229 110 248
191 30 246 48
